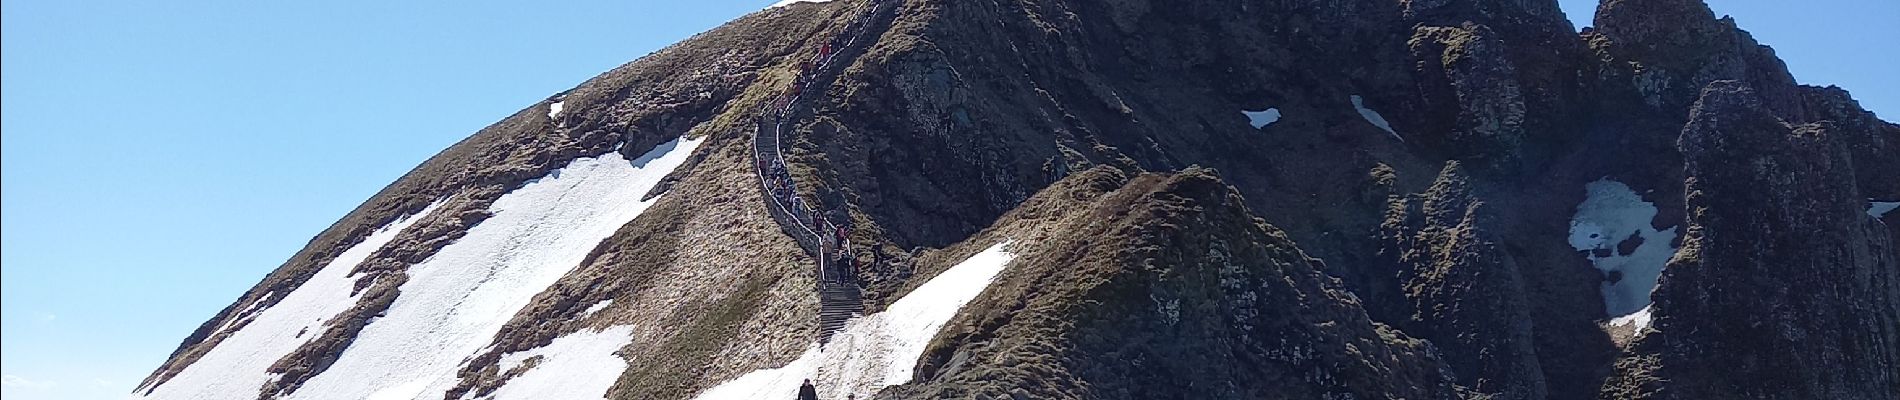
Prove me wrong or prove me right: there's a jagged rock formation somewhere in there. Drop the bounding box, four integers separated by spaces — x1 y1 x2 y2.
1381 162 1544 399
135 0 1898 399
885 167 1463 399
1405 25 1528 173
1588 0 1805 119
1600 82 1900 399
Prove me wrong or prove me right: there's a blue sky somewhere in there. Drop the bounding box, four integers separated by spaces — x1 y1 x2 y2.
0 1 1893 399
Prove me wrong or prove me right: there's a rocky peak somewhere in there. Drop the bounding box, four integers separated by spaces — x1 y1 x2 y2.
1589 0 1804 120
1794 85 1900 199
1603 81 1900 399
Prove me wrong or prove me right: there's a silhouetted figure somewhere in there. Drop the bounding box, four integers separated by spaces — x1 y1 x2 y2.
797 380 819 400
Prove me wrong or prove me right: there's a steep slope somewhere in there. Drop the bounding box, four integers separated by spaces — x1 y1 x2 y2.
138 0 1900 399
136 4 856 399
1600 82 1900 399
881 167 1464 399
1379 162 1544 399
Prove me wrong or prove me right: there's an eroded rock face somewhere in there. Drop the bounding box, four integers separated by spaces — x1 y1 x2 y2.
885 168 1464 400
1795 85 1900 200
1602 81 1900 399
1407 24 1529 173
1382 162 1545 399
1589 0 1804 120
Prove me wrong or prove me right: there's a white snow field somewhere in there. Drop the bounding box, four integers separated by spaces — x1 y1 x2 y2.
547 101 565 120
136 200 446 399
692 241 1018 400
288 136 704 400
140 136 704 400
1568 179 1679 317
1869 200 1900 218
1350 95 1401 141
1242 108 1282 129
480 325 639 400
769 0 835 8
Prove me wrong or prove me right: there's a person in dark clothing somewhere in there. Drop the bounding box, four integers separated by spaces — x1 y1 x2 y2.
796 380 819 400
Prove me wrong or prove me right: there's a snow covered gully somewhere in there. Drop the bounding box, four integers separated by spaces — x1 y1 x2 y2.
135 201 445 399
1568 178 1679 318
692 242 1018 400
138 136 703 400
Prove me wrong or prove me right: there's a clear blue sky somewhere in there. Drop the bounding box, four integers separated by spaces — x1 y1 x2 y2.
1 1 1892 399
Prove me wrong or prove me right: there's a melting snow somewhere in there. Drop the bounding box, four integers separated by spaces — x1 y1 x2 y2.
1870 200 1900 218
208 290 276 337
690 346 820 400
1242 108 1282 129
482 325 638 400
274 135 704 400
769 0 835 8
581 299 615 318
137 200 447 399
1608 304 1654 335
547 101 564 120
691 241 1018 400
1569 179 1679 318
1350 95 1401 141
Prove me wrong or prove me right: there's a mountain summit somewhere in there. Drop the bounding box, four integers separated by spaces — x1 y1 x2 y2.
138 0 1899 399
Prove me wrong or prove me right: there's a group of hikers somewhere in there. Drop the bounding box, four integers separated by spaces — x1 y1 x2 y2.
751 0 897 289
786 0 888 107
756 143 857 287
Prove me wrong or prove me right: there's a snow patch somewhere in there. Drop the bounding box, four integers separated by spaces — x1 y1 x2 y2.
137 200 447 399
1242 108 1281 129
1608 304 1654 335
1350 95 1401 141
208 290 276 337
581 299 615 318
484 325 638 400
768 0 835 8
276 135 704 400
691 241 1018 400
547 101 564 120
1568 179 1679 317
1869 200 1900 218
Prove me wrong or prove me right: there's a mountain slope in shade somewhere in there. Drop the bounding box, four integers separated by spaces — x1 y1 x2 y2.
139 0 1899 399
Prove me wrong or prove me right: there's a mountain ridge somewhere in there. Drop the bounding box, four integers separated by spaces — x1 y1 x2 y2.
138 0 1900 399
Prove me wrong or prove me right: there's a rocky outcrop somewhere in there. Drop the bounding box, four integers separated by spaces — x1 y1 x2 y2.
1795 85 1900 199
1588 0 1804 120
1603 81 1900 399
882 167 1466 399
1381 162 1545 399
1406 24 1528 173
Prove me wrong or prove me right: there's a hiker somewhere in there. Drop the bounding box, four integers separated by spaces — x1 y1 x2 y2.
796 380 818 400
